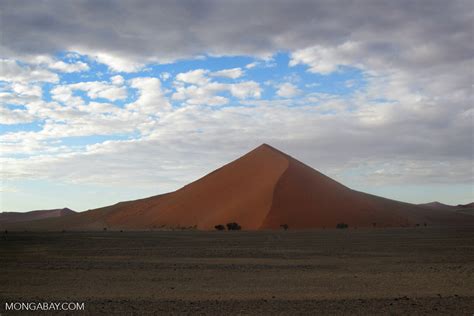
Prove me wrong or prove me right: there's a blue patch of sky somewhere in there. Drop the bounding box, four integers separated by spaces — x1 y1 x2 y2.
0 121 43 134
117 87 139 107
55 51 110 84
4 103 27 110
145 54 255 76
42 82 55 102
54 134 136 148
71 89 88 100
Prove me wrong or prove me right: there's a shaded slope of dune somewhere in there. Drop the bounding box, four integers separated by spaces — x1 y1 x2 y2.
3 144 473 231
261 157 410 229
261 157 473 228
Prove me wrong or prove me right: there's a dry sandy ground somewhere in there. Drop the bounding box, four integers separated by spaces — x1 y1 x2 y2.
1 227 473 315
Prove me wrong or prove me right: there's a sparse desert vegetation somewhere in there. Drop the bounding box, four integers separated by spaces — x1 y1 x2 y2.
214 224 225 231
280 224 289 230
226 222 242 230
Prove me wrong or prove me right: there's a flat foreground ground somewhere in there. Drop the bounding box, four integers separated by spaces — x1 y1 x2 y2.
1 227 473 315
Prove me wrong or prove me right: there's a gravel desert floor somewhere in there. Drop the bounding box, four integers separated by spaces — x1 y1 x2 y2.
1 227 473 315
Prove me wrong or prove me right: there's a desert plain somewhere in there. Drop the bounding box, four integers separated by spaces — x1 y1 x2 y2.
1 226 473 315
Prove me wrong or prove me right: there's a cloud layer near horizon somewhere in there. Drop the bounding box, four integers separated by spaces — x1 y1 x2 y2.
0 0 473 210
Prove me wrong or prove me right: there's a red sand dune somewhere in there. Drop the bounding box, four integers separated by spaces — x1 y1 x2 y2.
0 208 75 224
419 201 474 210
418 201 458 210
3 144 473 231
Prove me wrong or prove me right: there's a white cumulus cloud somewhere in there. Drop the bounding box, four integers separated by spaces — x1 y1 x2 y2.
210 68 243 79
276 83 302 98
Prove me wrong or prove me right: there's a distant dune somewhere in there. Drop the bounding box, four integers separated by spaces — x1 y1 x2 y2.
418 201 456 210
3 144 473 231
419 201 474 216
0 208 75 224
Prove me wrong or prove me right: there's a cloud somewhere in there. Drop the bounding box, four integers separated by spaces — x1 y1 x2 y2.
245 62 258 69
172 70 260 105
172 83 229 106
289 42 362 74
110 75 125 85
9 83 42 99
0 59 59 83
210 68 243 79
127 77 171 115
49 78 128 106
2 1 469 71
229 81 261 99
0 107 36 125
68 81 128 101
175 69 210 85
92 52 144 72
24 55 90 73
276 82 302 98
3 98 472 188
0 82 43 124
160 72 171 81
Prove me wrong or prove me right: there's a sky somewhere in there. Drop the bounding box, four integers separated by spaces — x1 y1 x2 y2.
0 0 473 212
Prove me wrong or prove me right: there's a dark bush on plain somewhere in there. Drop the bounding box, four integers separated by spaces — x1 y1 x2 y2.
214 224 225 231
226 222 241 230
280 224 289 230
336 223 348 229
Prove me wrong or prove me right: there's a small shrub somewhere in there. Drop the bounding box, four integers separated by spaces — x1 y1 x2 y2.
336 223 348 229
214 224 225 231
372 222 377 227
226 222 242 230
280 224 289 231
103 227 107 231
